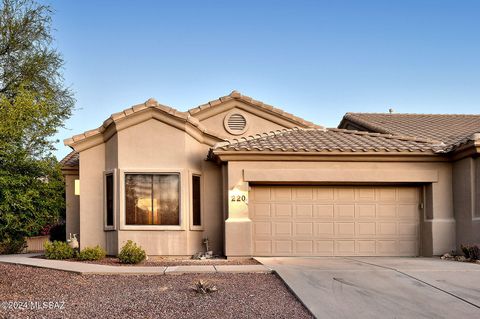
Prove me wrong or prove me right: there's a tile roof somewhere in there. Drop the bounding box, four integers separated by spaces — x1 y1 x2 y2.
341 113 480 150
60 150 79 167
188 90 321 129
213 128 445 154
64 98 221 147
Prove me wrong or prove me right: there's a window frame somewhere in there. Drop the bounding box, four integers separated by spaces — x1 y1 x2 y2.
190 172 204 230
119 169 185 231
103 170 117 231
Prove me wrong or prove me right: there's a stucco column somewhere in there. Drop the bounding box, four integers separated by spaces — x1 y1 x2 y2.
423 164 456 256
225 163 252 257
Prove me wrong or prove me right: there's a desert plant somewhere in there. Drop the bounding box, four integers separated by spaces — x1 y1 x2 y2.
0 235 27 254
77 245 106 261
193 280 218 294
118 240 146 264
460 244 480 260
44 240 75 260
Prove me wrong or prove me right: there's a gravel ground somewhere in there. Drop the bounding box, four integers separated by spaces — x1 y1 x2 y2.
34 255 260 266
0 263 312 319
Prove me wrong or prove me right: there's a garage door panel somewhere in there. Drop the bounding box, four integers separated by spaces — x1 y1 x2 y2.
273 222 292 236
335 205 355 218
378 204 397 218
295 223 314 236
377 222 397 236
253 222 271 236
335 240 356 255
274 240 293 254
273 188 292 201
254 240 272 254
356 188 376 201
295 240 314 254
251 186 420 257
252 203 271 218
335 222 355 236
273 204 292 218
315 222 334 236
294 187 315 200
317 188 334 200
356 222 376 236
335 188 355 201
398 204 418 219
314 205 334 218
356 240 376 255
295 205 313 218
356 204 376 218
315 241 334 255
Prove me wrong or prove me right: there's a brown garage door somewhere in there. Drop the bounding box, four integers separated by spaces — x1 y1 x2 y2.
250 185 421 256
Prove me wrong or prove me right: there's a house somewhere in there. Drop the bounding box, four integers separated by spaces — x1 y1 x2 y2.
61 91 480 257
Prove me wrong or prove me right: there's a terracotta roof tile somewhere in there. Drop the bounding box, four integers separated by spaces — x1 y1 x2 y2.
341 113 480 151
60 150 79 167
213 128 445 154
64 98 221 147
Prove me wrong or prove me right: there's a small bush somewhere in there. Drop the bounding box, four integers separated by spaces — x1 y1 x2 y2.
44 241 75 260
118 240 146 264
193 280 218 294
0 236 27 254
461 244 480 260
77 245 106 261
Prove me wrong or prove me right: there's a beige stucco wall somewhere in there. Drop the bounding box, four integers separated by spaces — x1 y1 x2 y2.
64 173 79 240
453 157 480 250
201 107 290 139
224 160 455 257
78 143 106 249
75 118 225 256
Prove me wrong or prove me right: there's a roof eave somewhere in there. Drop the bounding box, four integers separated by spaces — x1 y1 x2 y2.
211 150 446 162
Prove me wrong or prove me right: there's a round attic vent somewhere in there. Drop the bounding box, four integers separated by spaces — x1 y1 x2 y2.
224 112 248 135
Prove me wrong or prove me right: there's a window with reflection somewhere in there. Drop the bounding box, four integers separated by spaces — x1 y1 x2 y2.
125 174 180 225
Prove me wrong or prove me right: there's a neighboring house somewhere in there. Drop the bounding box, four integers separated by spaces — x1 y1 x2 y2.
61 91 480 257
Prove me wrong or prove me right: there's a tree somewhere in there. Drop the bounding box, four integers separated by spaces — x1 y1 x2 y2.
0 0 74 253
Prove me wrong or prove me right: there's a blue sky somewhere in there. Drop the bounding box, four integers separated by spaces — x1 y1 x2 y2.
46 0 480 160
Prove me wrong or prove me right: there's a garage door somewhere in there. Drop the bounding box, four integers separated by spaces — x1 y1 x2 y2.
250 186 421 256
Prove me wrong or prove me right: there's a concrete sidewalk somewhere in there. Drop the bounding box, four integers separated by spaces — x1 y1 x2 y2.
0 254 271 275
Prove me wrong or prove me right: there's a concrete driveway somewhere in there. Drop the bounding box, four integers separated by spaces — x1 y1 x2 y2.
256 257 480 319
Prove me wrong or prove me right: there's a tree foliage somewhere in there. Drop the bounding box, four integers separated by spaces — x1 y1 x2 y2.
0 0 74 253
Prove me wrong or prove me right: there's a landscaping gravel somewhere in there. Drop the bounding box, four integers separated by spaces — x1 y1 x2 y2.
0 263 313 319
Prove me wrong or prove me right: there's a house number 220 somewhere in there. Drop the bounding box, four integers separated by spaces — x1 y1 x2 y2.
231 195 246 202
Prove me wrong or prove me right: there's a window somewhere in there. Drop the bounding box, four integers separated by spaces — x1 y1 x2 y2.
125 174 180 225
105 174 114 227
192 175 201 226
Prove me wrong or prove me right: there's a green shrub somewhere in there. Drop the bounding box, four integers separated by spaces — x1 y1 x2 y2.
118 240 146 264
77 246 106 261
461 244 480 260
0 235 27 255
44 240 75 260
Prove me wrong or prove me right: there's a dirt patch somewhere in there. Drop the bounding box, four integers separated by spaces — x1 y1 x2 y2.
0 263 312 319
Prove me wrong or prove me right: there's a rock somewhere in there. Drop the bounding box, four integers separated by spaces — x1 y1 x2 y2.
441 253 453 260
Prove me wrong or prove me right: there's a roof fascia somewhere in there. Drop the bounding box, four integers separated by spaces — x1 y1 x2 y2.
212 151 447 163
65 108 224 152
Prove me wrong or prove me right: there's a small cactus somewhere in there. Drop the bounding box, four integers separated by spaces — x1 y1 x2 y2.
193 280 218 294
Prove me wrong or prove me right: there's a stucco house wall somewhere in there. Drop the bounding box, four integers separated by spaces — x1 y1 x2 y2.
453 157 480 250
